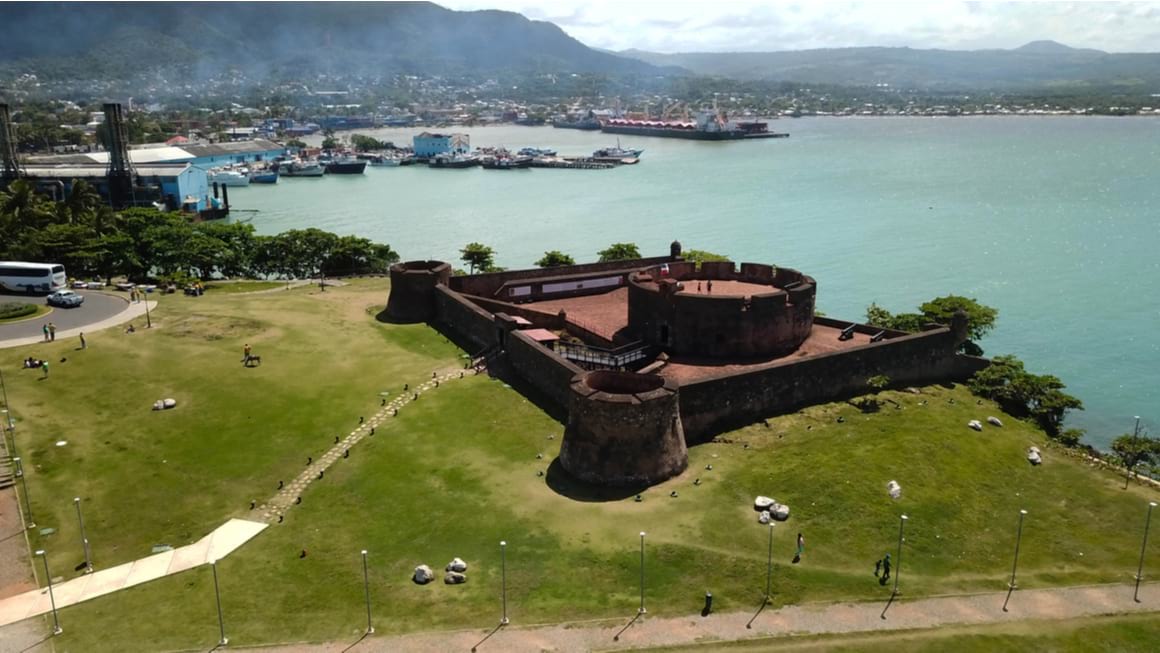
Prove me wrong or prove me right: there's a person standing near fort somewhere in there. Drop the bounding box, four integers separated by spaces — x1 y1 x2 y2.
48 322 56 341
42 323 49 342
79 332 86 349
242 343 252 364
794 532 805 563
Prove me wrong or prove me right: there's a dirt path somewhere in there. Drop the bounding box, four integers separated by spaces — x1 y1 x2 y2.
243 582 1158 653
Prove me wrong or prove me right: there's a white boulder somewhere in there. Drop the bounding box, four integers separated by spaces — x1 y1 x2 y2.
758 510 771 524
1027 446 1042 465
163 398 177 409
413 565 435 584
446 557 468 572
772 504 791 521
987 416 1003 427
887 480 902 500
754 495 776 512
968 420 983 431
444 571 467 584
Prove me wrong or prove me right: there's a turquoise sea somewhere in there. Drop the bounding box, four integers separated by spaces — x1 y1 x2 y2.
229 118 1160 447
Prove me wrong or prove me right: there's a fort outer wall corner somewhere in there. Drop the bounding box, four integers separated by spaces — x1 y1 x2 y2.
386 260 452 322
677 327 990 442
560 371 688 486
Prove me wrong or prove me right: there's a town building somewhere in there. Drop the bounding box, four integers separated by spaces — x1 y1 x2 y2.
412 132 469 157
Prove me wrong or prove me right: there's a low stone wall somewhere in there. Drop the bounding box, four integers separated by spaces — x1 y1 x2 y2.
465 295 565 330
449 256 676 298
678 327 988 441
433 285 498 352
505 330 583 408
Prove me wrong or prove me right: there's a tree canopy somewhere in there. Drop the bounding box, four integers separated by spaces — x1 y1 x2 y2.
682 249 729 263
967 354 1083 438
866 295 998 355
597 242 641 262
535 250 575 267
0 181 398 282
459 242 496 274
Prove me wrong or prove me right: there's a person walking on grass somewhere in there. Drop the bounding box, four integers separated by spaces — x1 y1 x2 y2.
79 332 86 349
794 532 805 563
41 360 49 378
242 343 252 364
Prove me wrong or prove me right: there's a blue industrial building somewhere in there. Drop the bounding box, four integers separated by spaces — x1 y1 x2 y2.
22 163 211 212
412 132 470 157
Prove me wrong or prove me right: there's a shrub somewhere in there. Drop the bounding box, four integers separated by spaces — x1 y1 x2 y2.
0 302 38 320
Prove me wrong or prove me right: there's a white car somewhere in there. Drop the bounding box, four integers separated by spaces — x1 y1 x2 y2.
47 289 84 308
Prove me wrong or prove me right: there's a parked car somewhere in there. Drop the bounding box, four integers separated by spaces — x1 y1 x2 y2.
46 289 84 308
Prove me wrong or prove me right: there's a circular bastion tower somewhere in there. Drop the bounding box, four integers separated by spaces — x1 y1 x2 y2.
559 371 688 486
386 260 452 322
627 261 816 358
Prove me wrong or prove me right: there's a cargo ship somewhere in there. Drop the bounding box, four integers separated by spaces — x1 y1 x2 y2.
552 111 602 130
601 110 788 141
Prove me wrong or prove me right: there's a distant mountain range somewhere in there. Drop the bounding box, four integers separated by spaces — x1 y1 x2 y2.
619 41 1160 90
0 2 660 81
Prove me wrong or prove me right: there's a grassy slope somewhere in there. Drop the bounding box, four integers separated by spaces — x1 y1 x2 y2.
4 278 1155 651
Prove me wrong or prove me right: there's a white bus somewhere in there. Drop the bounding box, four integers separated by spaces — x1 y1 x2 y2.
0 262 68 294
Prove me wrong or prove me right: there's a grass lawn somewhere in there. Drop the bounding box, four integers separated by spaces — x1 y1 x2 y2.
647 613 1160 652
201 280 288 294
4 277 1157 651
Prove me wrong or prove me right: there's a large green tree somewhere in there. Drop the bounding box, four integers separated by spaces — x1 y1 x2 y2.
866 295 998 355
535 250 574 267
967 355 1083 438
1111 429 1159 489
597 242 641 262
460 242 495 274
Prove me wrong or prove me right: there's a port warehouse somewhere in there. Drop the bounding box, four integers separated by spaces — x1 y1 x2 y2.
21 139 284 210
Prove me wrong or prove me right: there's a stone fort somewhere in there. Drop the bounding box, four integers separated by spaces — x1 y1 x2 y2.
386 242 985 487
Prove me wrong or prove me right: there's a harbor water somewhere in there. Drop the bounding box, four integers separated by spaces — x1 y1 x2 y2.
229 117 1160 447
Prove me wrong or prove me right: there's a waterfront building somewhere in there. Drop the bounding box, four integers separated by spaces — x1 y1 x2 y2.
412 132 469 157
21 162 211 211
27 139 286 170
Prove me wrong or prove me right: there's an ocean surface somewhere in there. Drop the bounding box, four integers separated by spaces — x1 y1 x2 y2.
228 117 1160 447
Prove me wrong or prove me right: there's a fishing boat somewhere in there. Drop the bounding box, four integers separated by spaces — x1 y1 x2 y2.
208 168 250 187
324 155 368 174
250 169 278 184
481 155 533 170
368 155 402 167
593 139 644 161
278 160 326 177
517 147 557 157
429 153 479 169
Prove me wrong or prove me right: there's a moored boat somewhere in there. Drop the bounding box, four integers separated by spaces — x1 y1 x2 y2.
429 153 479 169
250 169 279 184
208 168 251 187
278 160 326 177
325 156 368 174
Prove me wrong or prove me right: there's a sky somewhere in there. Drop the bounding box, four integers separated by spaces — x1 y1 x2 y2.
436 1 1160 53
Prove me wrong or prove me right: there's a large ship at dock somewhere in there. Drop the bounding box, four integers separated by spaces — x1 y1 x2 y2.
601 109 788 141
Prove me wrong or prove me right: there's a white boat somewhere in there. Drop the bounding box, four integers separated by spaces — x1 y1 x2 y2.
208 168 251 186
369 155 402 167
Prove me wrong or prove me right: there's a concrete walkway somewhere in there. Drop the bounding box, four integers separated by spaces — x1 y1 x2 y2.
0 299 157 349
256 582 1159 652
0 518 266 628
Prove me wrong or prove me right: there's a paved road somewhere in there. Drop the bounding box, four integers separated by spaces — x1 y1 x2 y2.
0 291 128 342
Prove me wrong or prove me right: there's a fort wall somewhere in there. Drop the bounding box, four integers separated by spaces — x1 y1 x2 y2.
505 330 584 408
677 327 988 441
433 285 498 352
449 256 676 298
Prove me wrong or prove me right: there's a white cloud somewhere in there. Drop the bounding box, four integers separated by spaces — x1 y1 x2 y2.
435 1 1160 53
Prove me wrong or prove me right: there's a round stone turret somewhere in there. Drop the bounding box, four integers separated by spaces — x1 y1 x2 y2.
559 371 687 487
670 240 683 258
386 260 452 322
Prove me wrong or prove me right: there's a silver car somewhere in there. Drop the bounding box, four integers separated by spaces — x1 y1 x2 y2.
47 289 84 308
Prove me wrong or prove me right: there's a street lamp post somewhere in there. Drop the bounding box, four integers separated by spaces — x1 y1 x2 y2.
500 540 509 625
35 549 62 635
764 522 775 603
639 531 647 615
74 497 93 573
13 457 34 529
211 559 227 646
1136 502 1157 603
893 515 908 595
361 550 373 634
1009 509 1027 590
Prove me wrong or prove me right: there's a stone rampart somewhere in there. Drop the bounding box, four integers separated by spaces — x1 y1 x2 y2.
560 371 687 486
433 285 498 352
386 260 452 322
677 327 987 441
449 256 676 298
505 330 584 408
